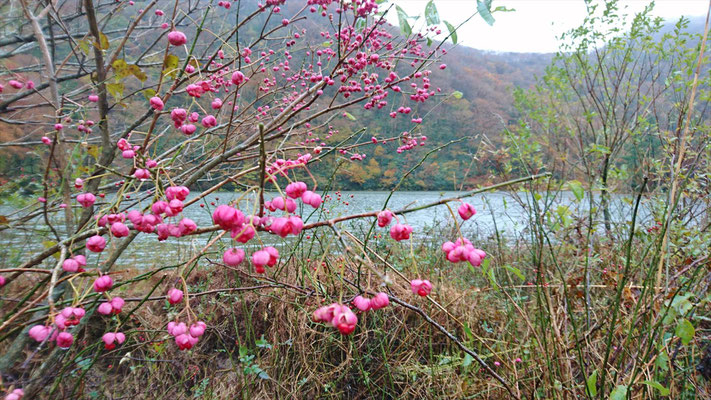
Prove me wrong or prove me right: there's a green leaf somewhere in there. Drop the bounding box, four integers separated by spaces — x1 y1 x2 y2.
142 88 156 101
344 112 356 121
656 349 669 371
255 335 272 349
106 82 124 100
443 20 457 44
568 180 584 201
641 380 670 396
586 370 597 397
504 264 525 281
670 293 693 315
425 1 440 25
452 90 463 99
610 385 628 400
162 54 180 78
355 17 366 31
675 318 695 345
78 40 91 55
485 265 498 290
427 36 433 47
395 5 412 36
477 0 495 26
462 353 473 367
463 323 474 341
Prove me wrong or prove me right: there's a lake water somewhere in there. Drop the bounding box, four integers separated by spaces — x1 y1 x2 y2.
0 190 655 268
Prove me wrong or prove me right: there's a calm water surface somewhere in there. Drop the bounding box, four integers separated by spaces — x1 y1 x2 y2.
0 190 651 268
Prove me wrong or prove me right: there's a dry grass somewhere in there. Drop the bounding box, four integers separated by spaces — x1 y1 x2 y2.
3 224 710 399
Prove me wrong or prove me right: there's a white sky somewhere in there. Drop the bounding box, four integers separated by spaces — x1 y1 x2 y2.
387 0 710 53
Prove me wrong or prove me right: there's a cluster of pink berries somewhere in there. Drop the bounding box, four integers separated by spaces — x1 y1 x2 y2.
376 210 413 242
97 212 131 238
251 247 279 273
442 238 486 267
312 303 358 335
3 388 23 400
167 321 206 350
117 137 140 159
212 205 254 242
170 108 200 135
97 296 125 315
0 78 34 92
62 254 86 273
165 290 206 350
28 306 86 349
147 186 198 241
101 332 126 350
212 207 274 273
352 292 389 312
211 181 324 274
265 156 312 179
396 132 428 153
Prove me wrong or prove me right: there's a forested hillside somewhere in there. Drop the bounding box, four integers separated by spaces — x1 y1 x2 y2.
0 1 703 191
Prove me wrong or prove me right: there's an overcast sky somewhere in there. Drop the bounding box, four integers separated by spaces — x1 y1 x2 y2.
386 0 710 53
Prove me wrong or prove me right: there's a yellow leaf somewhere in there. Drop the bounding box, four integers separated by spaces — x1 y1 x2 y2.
107 82 124 100
112 59 129 78
87 145 100 159
99 32 110 50
128 64 147 82
162 54 179 78
42 241 59 259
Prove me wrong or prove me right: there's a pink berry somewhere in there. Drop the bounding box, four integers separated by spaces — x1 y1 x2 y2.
86 235 106 252
370 292 389 309
110 222 130 237
167 288 183 305
377 210 393 227
93 275 113 292
410 279 433 297
389 223 413 241
353 295 371 311
223 248 245 266
458 203 476 220
56 332 74 348
149 96 164 111
77 192 96 208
